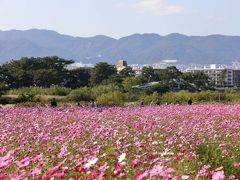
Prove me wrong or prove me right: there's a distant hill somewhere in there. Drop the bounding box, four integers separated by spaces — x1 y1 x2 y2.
1 29 240 64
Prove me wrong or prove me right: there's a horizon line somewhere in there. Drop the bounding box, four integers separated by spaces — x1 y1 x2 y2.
1 28 240 40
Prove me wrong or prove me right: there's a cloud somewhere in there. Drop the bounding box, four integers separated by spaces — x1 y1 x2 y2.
133 0 184 16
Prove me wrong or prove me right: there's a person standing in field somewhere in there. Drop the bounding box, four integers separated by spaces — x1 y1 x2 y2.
89 99 97 108
50 98 57 107
140 99 144 107
188 99 192 105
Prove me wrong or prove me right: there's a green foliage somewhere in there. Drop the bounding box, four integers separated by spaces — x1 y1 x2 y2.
90 62 117 86
14 102 46 107
140 66 157 83
142 92 160 105
65 68 90 88
48 86 71 96
0 56 74 88
160 90 234 104
67 87 92 102
0 82 8 96
118 66 135 78
92 84 122 98
219 69 227 87
2 57 240 106
142 82 170 95
102 74 123 85
8 86 71 96
96 91 126 106
193 91 232 103
0 96 15 105
15 93 40 103
182 71 211 90
122 76 142 92
156 66 182 82
160 91 192 104
195 143 239 177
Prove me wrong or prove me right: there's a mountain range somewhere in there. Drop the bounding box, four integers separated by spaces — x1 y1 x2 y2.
1 29 240 65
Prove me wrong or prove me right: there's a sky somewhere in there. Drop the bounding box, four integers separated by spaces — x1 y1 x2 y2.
0 0 240 38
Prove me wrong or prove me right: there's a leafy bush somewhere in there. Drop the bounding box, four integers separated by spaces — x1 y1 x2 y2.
47 86 71 96
192 91 233 103
124 91 140 102
96 91 126 106
0 96 15 105
15 93 40 103
92 84 122 98
8 85 71 96
160 91 234 104
67 87 92 102
142 92 160 105
160 91 192 104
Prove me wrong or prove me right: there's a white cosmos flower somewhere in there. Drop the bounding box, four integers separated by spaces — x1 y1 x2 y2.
118 153 126 163
181 175 189 180
84 158 98 168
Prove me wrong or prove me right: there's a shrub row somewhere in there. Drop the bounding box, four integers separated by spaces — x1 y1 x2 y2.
5 86 240 106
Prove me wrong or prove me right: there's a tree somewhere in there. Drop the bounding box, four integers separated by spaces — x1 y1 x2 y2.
157 66 182 82
119 66 135 78
140 66 157 83
122 76 142 92
182 71 211 90
90 62 117 86
219 69 227 87
0 56 74 88
103 67 136 86
65 68 90 88
145 82 170 94
0 82 8 96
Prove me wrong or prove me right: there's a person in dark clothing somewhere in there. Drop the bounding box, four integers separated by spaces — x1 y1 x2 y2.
140 99 144 107
188 99 192 105
89 99 97 108
51 98 57 107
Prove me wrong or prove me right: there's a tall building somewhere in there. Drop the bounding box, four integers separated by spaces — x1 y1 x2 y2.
116 60 128 72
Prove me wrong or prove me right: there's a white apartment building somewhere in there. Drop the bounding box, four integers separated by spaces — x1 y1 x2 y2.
186 64 237 87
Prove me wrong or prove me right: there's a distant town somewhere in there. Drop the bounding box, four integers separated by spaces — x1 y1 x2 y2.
68 59 240 88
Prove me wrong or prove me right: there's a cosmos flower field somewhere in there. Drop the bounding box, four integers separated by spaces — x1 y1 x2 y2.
0 105 240 179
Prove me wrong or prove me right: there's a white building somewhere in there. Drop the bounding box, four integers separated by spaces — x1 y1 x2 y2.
186 64 239 87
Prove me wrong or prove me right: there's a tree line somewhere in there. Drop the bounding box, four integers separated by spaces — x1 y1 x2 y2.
0 56 212 99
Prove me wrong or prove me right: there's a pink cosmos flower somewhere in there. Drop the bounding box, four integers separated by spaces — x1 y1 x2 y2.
16 157 30 168
30 168 41 176
53 170 65 178
197 164 211 176
212 171 225 180
135 171 148 180
149 165 171 178
0 173 7 179
233 162 240 167
131 159 142 168
47 147 54 151
37 161 45 167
